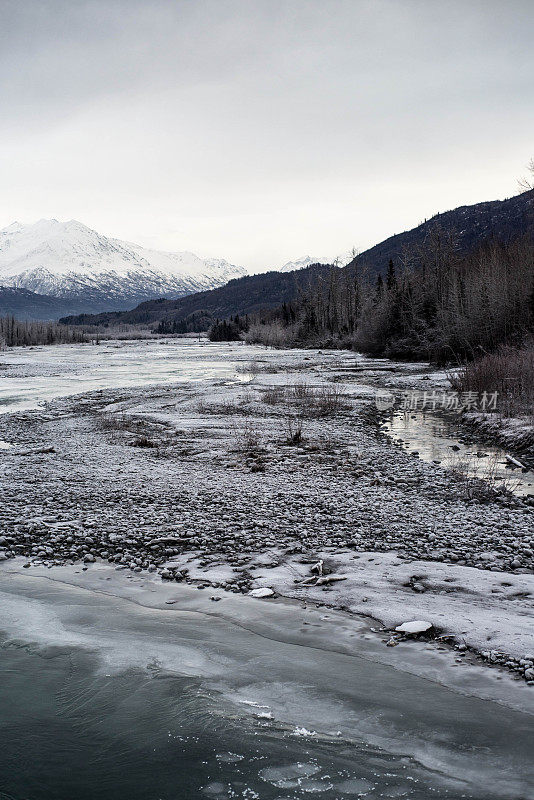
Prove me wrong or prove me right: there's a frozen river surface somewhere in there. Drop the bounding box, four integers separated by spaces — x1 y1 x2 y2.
0 563 533 800
0 339 268 414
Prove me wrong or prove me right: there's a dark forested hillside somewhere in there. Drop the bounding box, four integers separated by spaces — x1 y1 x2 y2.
248 229 534 363
60 264 332 328
61 189 534 333
0 287 91 321
346 190 534 275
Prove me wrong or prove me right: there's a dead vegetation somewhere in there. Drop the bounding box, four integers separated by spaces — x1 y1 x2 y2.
450 344 534 419
262 382 351 418
233 420 265 453
262 386 285 405
129 436 157 448
236 360 280 376
95 412 160 450
197 399 249 416
449 451 520 500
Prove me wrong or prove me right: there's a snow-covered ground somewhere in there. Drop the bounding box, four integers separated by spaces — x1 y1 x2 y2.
0 340 532 686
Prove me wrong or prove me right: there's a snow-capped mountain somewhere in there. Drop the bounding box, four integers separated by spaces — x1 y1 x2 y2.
278 255 330 273
278 252 355 272
0 219 246 315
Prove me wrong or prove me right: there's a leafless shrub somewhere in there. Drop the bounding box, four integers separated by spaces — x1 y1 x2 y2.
234 420 264 453
314 385 351 416
97 413 140 432
236 360 279 375
95 412 161 449
290 382 312 402
129 436 157 448
197 400 246 415
285 413 305 445
262 386 285 405
450 345 534 419
244 322 299 348
236 360 261 376
287 382 351 417
450 451 519 500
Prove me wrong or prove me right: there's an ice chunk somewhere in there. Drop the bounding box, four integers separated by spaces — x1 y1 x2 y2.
395 620 432 634
249 587 274 598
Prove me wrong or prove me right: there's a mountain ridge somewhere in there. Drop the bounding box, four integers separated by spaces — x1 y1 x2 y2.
61 189 534 330
347 190 533 273
60 265 332 329
0 286 94 321
0 219 246 316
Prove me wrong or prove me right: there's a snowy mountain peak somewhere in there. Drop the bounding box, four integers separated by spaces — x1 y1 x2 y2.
278 255 330 273
278 251 357 272
0 219 247 314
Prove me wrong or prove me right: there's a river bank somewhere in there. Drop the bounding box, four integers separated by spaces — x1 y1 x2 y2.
0 341 533 687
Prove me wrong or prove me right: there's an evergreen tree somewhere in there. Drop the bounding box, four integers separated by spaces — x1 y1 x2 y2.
375 274 384 302
386 259 396 291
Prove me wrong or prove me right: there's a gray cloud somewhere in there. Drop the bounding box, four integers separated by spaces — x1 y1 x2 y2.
0 0 533 268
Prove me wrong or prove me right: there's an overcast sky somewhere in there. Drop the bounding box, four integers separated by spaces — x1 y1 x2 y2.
1 0 533 269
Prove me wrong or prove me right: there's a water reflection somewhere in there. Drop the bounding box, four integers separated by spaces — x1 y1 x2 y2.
383 409 534 498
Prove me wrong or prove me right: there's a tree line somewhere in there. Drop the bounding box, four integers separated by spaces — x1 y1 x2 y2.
208 315 249 342
0 316 87 347
244 228 534 364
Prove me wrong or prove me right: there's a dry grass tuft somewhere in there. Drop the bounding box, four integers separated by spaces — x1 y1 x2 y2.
287 383 351 417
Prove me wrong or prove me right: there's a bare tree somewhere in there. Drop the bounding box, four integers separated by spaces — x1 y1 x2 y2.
518 157 534 193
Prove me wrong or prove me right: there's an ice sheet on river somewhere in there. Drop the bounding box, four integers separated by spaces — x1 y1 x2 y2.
0 561 533 799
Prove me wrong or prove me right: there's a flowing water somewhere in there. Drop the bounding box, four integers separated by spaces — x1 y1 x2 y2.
382 409 534 498
1 343 534 797
0 564 533 800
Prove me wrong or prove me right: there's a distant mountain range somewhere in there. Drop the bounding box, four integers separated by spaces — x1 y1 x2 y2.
0 219 246 318
62 189 533 330
0 286 91 321
278 255 330 273
59 264 332 329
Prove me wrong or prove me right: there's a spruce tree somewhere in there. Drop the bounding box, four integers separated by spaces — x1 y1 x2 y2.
386 259 396 291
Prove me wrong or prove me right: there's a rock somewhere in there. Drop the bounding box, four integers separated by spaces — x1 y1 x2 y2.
248 587 274 598
395 620 432 634
411 582 426 593
83 553 95 563
524 668 534 681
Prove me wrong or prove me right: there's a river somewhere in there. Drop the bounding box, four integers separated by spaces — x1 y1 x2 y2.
1 338 532 495
1 341 533 797
0 563 533 800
